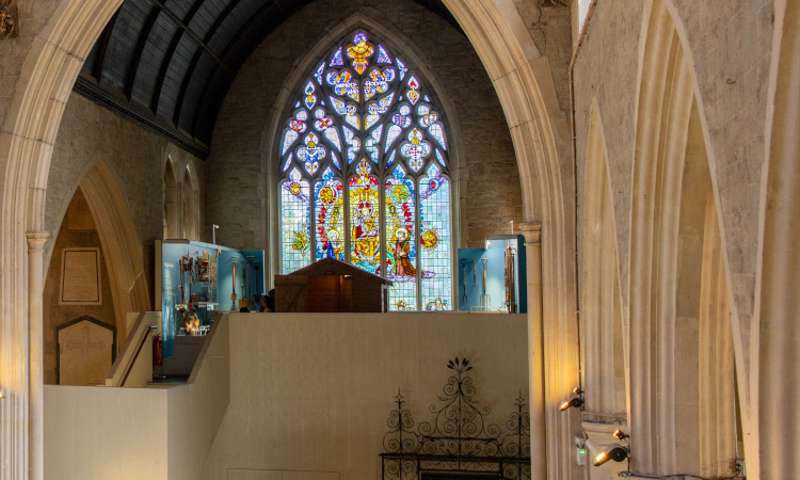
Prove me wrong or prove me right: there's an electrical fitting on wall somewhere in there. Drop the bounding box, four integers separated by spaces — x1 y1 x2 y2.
575 435 589 466
559 386 584 411
593 429 630 467
593 444 629 466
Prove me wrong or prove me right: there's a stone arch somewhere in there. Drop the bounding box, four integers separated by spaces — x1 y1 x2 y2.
0 2 574 479
580 102 628 480
442 3 578 477
180 164 199 240
262 12 467 281
164 155 179 239
79 160 151 342
580 101 626 420
628 1 739 476
755 1 800 478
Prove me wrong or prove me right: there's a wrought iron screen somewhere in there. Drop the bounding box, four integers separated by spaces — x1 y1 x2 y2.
380 357 531 480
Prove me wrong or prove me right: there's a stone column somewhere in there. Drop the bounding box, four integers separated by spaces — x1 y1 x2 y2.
520 222 547 480
26 231 49 480
757 2 800 478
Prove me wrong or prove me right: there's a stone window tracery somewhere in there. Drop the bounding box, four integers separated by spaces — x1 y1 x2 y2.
277 30 453 311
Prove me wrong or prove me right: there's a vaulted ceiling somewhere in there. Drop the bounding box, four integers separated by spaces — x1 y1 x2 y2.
76 0 458 158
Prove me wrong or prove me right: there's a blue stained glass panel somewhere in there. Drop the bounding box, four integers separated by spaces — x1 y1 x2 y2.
280 168 311 273
419 164 452 310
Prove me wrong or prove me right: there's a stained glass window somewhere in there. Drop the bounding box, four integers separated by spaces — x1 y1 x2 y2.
278 30 453 311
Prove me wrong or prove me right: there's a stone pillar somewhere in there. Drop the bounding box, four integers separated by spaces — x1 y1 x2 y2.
26 231 49 480
757 2 800 478
520 222 547 480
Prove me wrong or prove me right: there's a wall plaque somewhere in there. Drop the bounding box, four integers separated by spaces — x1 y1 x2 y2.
60 248 102 305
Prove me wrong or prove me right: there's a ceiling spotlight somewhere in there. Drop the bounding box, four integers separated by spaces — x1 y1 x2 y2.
612 429 629 441
559 387 584 412
593 445 629 467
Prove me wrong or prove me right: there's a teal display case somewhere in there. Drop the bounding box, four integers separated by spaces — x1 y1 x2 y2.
158 240 265 357
457 235 526 313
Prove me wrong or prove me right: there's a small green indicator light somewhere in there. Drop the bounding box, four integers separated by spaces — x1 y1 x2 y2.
578 448 588 456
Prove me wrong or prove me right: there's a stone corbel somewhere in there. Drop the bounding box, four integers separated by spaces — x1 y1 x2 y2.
0 0 18 38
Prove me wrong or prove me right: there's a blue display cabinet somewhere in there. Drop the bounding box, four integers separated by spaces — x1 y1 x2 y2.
158 240 265 356
457 235 527 313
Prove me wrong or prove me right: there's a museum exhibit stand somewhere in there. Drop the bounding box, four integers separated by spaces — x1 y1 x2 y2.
457 234 527 313
155 240 265 375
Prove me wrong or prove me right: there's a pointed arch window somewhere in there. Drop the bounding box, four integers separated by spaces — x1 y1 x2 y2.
278 30 453 311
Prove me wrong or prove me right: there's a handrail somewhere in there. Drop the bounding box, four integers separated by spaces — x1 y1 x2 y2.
105 312 157 386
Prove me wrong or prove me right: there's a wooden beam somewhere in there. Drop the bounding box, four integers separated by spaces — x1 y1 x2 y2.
149 0 204 113
124 3 163 99
173 0 239 127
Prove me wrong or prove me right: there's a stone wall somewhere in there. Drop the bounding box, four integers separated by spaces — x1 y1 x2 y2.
206 0 523 252
572 0 773 322
571 0 775 476
45 92 205 301
0 0 60 122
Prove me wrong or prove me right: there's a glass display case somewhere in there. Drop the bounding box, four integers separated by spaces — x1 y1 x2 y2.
457 235 527 313
157 240 265 356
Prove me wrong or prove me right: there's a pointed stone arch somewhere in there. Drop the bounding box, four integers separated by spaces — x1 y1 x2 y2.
0 2 575 479
755 1 800 479
628 1 739 476
79 160 151 342
580 101 627 420
580 102 629 480
164 155 179 239
262 12 468 283
180 164 199 241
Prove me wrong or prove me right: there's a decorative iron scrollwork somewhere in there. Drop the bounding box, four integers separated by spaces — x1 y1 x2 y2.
381 357 530 480
0 0 18 38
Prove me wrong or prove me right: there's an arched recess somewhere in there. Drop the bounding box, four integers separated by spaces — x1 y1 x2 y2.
629 1 738 476
581 103 627 419
79 160 151 343
0 1 575 479
580 103 628 480
164 156 179 239
181 165 199 241
756 1 800 478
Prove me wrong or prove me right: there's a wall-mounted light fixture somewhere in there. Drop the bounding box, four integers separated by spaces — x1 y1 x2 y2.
559 387 584 411
593 445 629 466
0 389 5 400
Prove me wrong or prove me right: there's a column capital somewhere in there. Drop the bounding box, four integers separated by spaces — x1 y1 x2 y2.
518 222 541 244
25 231 50 251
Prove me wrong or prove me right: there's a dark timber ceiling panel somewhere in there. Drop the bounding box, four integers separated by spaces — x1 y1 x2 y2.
76 0 459 158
